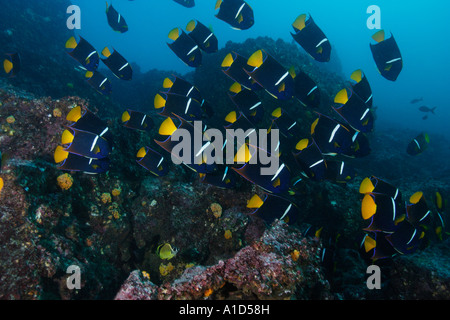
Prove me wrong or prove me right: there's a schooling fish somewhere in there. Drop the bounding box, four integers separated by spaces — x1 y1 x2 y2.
370 30 403 81
65 36 99 71
136 146 169 177
3 53 20 78
199 164 237 189
332 87 374 133
361 192 401 234
291 14 331 62
101 47 132 80
85 70 112 95
155 116 216 174
66 106 113 142
232 143 291 195
247 193 299 224
406 132 429 156
359 176 402 204
310 112 353 156
270 107 301 143
61 127 111 160
228 82 264 126
292 138 327 181
246 49 294 100
167 28 202 67
173 0 195 8
161 75 203 102
54 146 110 174
406 191 432 226
215 0 254 30
385 220 424 255
221 52 262 90
186 20 218 53
290 67 320 108
410 97 423 104
350 70 373 108
106 2 128 33
154 92 203 121
324 160 355 184
121 109 154 132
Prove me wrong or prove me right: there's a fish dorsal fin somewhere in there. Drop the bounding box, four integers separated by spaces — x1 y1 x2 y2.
247 50 263 68
3 59 13 74
221 53 234 68
364 235 376 252
101 47 112 58
136 147 147 159
351 69 363 83
372 30 385 43
310 118 319 135
334 88 349 105
54 145 69 163
296 138 309 151
154 93 166 109
66 106 82 122
65 36 77 49
229 82 242 94
215 0 222 10
247 194 264 208
163 77 173 89
359 177 375 194
292 14 307 31
271 107 282 118
410 191 423 204
186 20 196 32
121 110 131 123
168 28 180 41
159 117 177 136
362 194 377 220
234 143 251 163
225 111 237 124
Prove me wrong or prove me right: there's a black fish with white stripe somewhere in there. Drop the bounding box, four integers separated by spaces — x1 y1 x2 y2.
121 109 154 132
106 2 128 33
350 70 373 108
85 70 112 95
186 20 218 53
291 67 321 108
332 87 374 133
101 47 132 80
370 30 402 81
246 49 294 100
65 36 99 71
136 146 169 177
215 0 254 30
154 92 203 121
66 106 113 142
406 132 429 156
246 193 299 224
167 28 202 68
291 14 331 62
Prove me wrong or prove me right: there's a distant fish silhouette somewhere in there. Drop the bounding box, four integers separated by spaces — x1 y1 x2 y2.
419 106 436 114
410 97 423 104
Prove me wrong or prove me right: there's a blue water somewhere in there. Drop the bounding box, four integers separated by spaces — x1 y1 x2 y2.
72 0 450 138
